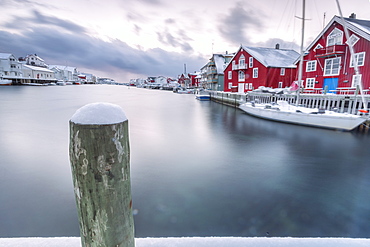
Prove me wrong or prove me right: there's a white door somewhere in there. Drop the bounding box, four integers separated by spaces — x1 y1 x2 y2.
238 83 245 93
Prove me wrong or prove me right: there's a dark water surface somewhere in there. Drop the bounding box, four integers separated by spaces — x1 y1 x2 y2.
0 85 369 238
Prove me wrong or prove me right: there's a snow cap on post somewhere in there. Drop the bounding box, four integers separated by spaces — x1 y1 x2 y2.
70 102 127 125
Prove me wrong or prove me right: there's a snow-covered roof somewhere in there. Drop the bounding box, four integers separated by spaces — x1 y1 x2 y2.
213 54 227 73
306 16 370 52
49 65 77 72
27 54 45 62
243 46 299 68
345 17 370 35
0 53 13 59
23 64 54 72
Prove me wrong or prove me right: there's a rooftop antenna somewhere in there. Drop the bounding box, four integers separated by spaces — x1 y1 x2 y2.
323 12 326 28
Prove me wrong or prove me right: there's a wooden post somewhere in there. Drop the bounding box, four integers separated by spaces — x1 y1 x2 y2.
69 103 135 247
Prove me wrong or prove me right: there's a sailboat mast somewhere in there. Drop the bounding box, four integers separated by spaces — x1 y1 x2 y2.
298 0 305 83
296 0 305 106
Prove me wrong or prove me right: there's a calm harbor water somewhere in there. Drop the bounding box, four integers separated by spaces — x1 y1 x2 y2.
0 85 369 238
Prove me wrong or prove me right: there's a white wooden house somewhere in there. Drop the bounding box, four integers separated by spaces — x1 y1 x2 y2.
0 53 23 82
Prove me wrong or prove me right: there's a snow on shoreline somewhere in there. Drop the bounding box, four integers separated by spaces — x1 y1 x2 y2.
1 237 370 247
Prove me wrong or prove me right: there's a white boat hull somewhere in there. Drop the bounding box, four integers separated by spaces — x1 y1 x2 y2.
0 79 12 85
239 102 368 131
196 95 211 101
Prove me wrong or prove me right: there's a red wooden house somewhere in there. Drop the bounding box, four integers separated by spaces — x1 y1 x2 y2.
298 15 370 94
188 72 201 87
224 45 299 93
178 73 190 87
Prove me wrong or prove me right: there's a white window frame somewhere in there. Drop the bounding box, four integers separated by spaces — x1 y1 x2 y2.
238 71 245 82
327 28 343 46
346 34 360 47
306 60 317 72
239 55 246 69
228 71 232 79
306 78 315 89
249 83 253 90
314 44 323 51
249 57 253 68
253 68 258 78
280 68 285 75
278 82 283 88
350 52 365 67
324 57 341 76
352 74 362 88
228 82 232 89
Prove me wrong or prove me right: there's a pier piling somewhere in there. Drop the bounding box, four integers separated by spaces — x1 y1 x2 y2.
69 102 134 247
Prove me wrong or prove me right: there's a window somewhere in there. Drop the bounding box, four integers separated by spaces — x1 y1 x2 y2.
238 71 245 82
228 82 232 89
245 83 249 90
249 57 253 68
314 44 323 51
350 52 365 67
327 28 343 46
346 34 360 47
324 57 341 76
352 74 362 88
239 55 246 69
306 61 317 72
249 83 253 90
232 61 236 70
278 82 283 88
280 68 285 76
253 68 258 78
306 78 315 88
228 71 232 79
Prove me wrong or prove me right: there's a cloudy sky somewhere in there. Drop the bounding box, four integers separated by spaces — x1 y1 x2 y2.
1 0 370 82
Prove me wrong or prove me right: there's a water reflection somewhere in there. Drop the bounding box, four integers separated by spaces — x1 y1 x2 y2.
0 86 369 238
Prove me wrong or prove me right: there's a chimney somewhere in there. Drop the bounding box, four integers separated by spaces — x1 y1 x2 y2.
349 13 356 19
275 43 280 49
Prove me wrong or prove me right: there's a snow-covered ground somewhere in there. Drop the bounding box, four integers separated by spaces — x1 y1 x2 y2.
1 237 370 247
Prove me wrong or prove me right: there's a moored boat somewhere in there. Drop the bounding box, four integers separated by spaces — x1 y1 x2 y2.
175 88 194 94
196 94 211 101
0 78 12 86
195 90 211 101
239 100 368 131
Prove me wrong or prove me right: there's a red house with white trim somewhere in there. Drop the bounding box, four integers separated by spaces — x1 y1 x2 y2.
188 72 201 87
224 45 299 93
298 15 370 94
